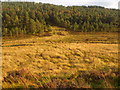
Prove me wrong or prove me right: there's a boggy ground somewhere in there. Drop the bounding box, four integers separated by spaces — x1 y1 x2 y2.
2 32 119 88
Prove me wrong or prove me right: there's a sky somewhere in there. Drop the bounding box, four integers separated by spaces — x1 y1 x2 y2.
1 0 120 9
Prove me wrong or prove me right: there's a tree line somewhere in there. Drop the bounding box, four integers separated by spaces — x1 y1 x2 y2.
2 2 119 37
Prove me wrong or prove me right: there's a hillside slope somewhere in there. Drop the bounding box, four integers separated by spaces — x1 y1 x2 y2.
2 2 119 36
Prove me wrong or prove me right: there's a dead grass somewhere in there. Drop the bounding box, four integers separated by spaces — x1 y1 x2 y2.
2 32 119 88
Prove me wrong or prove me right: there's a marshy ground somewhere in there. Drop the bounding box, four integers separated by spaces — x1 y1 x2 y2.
2 31 119 88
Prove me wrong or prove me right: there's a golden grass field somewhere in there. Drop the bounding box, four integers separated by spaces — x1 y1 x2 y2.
2 31 119 88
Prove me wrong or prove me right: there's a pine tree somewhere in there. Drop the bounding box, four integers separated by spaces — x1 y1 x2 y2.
73 22 79 31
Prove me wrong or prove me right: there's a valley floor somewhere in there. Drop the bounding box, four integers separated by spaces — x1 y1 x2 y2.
2 32 119 88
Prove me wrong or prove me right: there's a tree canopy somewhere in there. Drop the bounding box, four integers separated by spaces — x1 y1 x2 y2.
2 2 119 36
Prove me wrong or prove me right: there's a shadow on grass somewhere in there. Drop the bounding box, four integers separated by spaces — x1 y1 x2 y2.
2 44 33 47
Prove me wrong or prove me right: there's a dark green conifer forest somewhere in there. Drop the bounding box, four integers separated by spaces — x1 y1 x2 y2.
2 2 119 36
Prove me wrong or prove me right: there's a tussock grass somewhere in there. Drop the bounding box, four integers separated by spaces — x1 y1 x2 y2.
2 32 118 88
